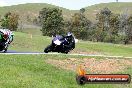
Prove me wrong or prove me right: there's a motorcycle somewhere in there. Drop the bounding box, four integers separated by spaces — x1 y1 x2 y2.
0 40 9 53
0 29 14 53
44 34 75 54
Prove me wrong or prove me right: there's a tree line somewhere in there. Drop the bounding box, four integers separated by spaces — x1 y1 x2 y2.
38 7 132 44
0 12 19 31
0 7 132 44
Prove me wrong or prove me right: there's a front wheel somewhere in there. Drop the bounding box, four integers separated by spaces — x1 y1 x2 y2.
3 48 7 53
64 51 69 54
44 45 52 53
61 49 69 54
3 44 8 53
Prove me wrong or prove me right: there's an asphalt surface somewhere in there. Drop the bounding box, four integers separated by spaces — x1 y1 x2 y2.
0 50 132 59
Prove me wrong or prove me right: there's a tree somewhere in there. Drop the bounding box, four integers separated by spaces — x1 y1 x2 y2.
95 8 120 43
26 15 32 22
1 12 11 29
8 13 19 31
0 15 1 21
126 15 132 43
80 8 85 14
69 12 92 40
118 12 132 44
1 12 19 31
38 8 64 36
108 14 120 43
33 18 39 25
95 8 112 42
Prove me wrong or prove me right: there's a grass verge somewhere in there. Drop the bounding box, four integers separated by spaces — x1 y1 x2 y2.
0 55 131 88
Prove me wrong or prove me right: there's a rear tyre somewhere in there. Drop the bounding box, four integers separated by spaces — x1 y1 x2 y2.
44 45 52 53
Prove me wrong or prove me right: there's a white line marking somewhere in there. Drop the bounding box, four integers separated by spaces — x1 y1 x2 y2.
0 52 132 58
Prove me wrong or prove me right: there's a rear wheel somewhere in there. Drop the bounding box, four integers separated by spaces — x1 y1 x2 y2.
44 45 52 53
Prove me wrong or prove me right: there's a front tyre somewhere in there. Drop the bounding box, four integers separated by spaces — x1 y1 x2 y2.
64 51 69 54
3 44 8 53
61 50 69 54
3 48 7 53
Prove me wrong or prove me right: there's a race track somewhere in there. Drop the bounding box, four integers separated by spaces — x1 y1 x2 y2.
0 50 132 59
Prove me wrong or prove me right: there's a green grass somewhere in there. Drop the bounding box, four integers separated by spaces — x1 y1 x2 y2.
1 3 132 88
76 41 132 56
9 32 132 57
18 28 42 35
9 32 51 52
0 55 131 88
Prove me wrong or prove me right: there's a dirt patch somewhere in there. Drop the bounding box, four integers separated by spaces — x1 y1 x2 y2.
45 58 132 74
